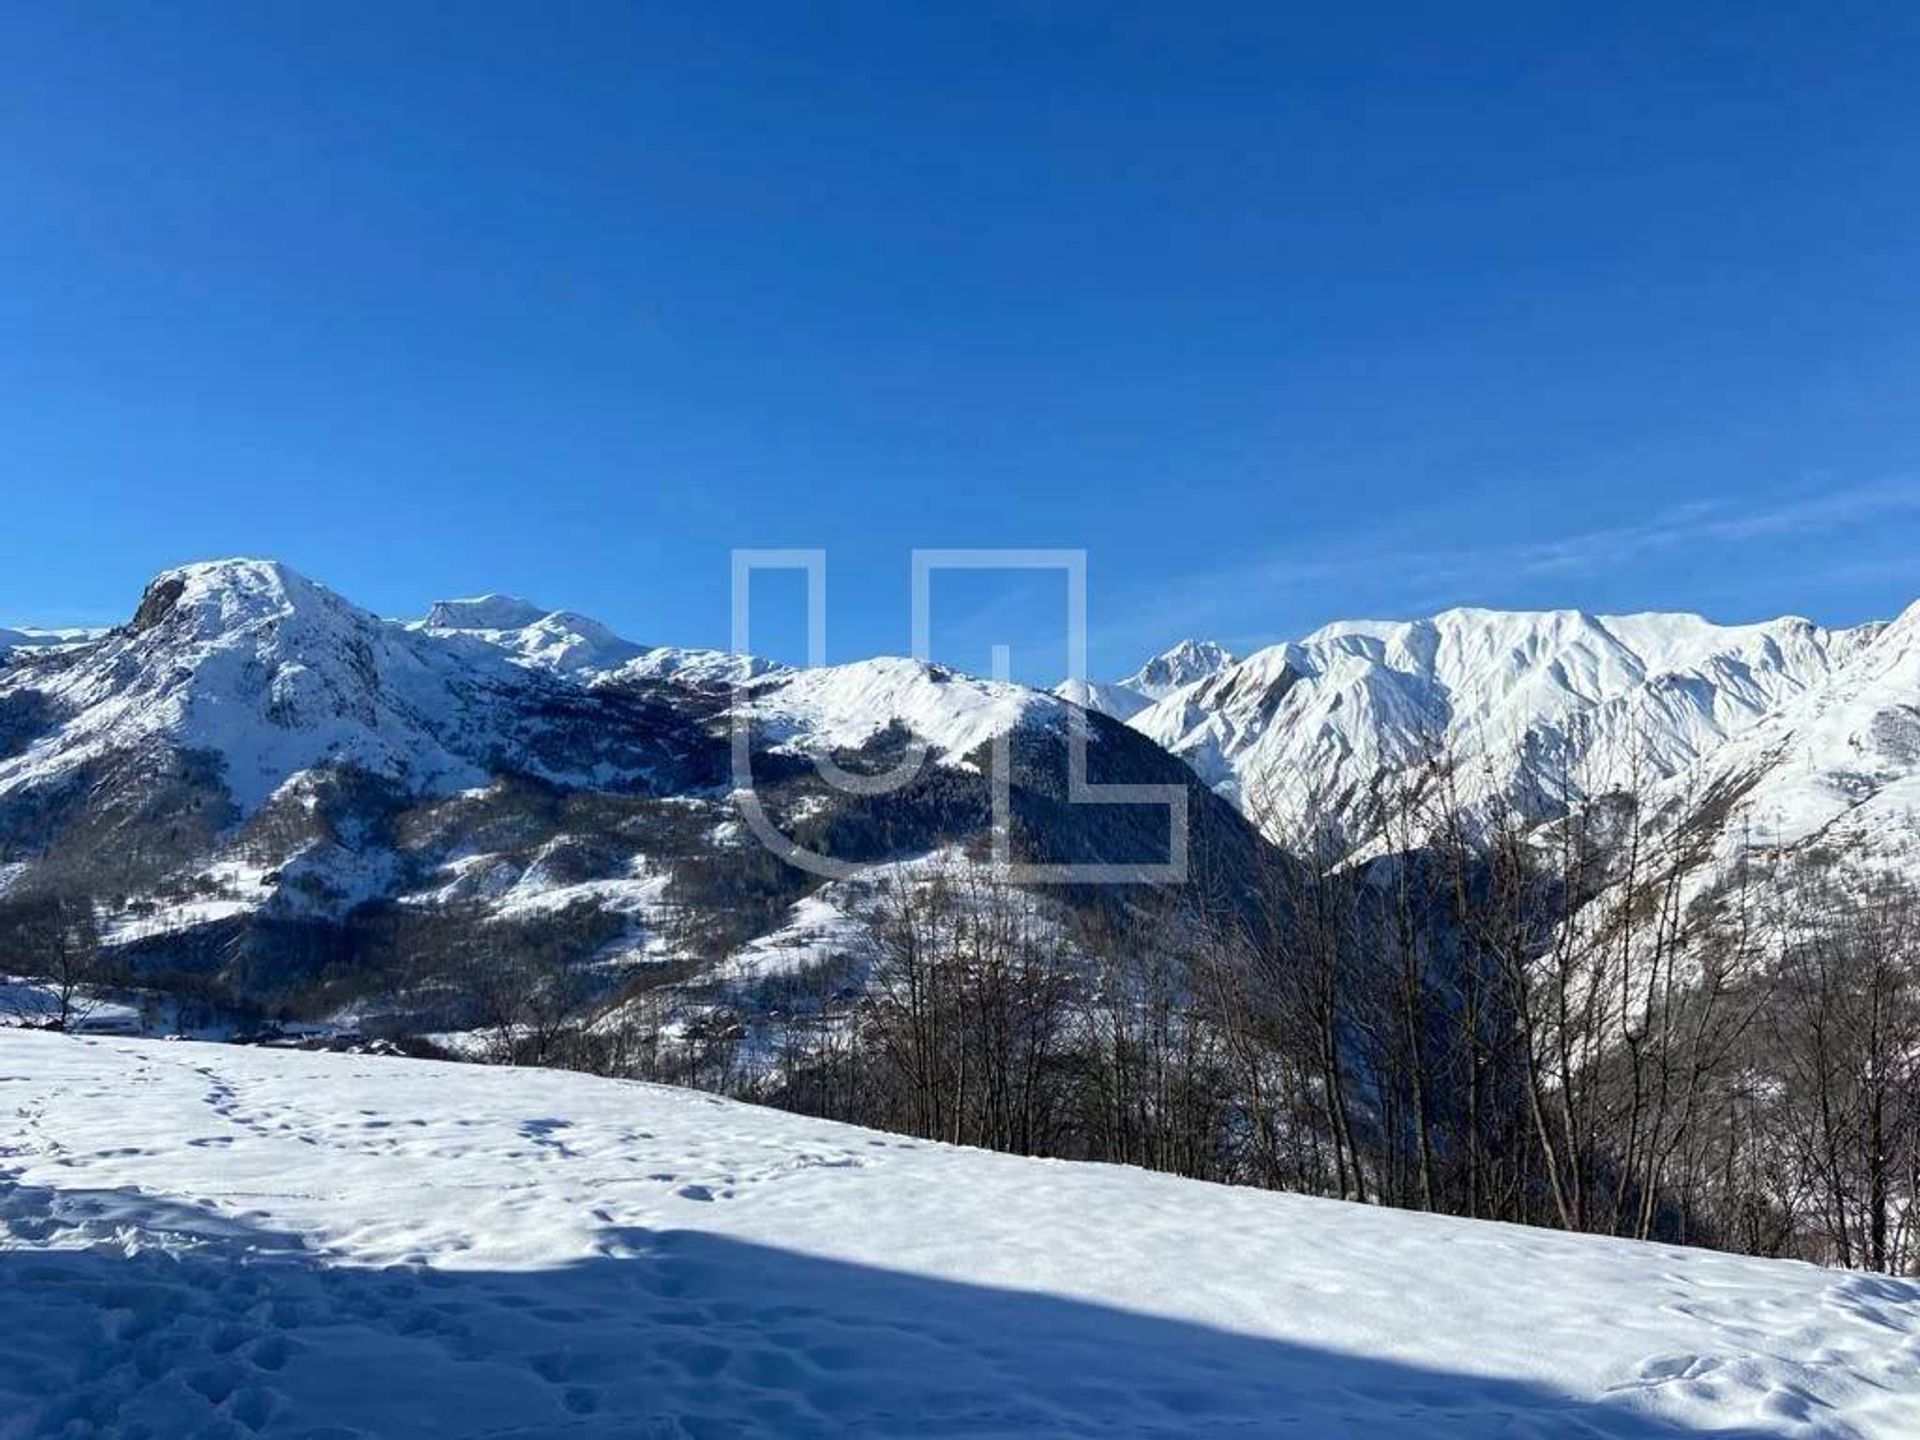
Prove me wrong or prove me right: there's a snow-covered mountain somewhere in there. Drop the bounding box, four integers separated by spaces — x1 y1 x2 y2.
608 645 787 689
3 559 498 813
1 561 1022 835
1124 637 1238 698
3 1030 1912 1438
1053 638 1237 722
0 625 100 656
748 657 1054 766
1120 607 1877 848
0 559 715 817
416 590 784 687
1052 675 1152 722
0 559 1251 1031
417 592 646 675
12 555 1920 1037
1642 598 1920 878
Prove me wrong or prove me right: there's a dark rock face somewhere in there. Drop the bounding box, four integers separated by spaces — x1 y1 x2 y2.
0 689 60 762
129 576 187 633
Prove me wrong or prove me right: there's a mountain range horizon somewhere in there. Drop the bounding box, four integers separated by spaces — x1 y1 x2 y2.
4 552 1906 691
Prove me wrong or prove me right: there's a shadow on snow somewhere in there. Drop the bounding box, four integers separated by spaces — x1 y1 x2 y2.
0 1174 1807 1439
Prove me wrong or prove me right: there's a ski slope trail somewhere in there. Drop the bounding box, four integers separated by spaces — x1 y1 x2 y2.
0 1032 1914 1438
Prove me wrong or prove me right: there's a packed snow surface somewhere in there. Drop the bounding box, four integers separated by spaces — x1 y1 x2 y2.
2 1034 1915 1439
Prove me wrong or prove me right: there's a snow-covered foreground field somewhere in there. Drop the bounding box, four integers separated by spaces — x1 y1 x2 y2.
1 1034 1914 1439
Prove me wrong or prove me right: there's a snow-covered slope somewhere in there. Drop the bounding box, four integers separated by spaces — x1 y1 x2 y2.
1 1032 1912 1438
0 559 522 812
417 593 645 675
1052 675 1152 722
1 560 1222 1031
744 657 1059 766
605 644 788 690
1053 639 1236 722
417 593 779 689
1123 637 1238 699
1130 607 1875 846
1646 598 1920 874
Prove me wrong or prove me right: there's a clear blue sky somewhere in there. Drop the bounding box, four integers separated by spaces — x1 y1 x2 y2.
3 3 1917 679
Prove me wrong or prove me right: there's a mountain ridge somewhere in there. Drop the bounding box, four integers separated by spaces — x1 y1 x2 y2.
1088 605 1884 853
0 557 1255 1037
9 561 1912 867
9 559 1920 987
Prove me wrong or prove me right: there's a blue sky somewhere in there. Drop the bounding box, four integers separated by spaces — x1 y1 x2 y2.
2 3 1916 680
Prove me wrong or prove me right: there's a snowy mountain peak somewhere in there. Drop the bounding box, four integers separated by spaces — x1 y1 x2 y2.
418 595 776 687
130 558 341 636
1123 639 1237 698
0 557 510 813
1882 594 1920 634
1058 639 1239 722
423 594 551 632
417 596 642 675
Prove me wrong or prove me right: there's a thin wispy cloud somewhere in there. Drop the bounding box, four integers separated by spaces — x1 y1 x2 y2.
1514 480 1920 577
1095 477 1920 671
